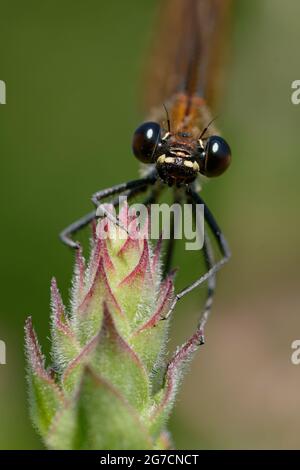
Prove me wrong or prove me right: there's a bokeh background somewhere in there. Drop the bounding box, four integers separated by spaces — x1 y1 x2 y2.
0 0 300 449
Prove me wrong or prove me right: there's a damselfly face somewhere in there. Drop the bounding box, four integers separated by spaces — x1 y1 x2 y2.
132 121 231 186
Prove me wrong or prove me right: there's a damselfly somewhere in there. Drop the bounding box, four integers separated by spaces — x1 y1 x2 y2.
60 0 232 325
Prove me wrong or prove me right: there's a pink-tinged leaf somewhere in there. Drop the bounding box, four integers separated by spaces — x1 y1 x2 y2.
74 235 137 344
152 234 163 274
63 301 150 406
91 302 149 409
128 205 150 241
51 279 80 370
70 244 85 317
117 234 140 257
51 278 73 337
150 327 204 435
92 226 116 272
87 231 115 287
166 327 204 390
116 202 147 258
99 237 115 272
87 233 102 282
118 200 130 226
119 238 149 287
73 245 86 299
25 317 50 380
78 256 123 323
115 238 153 323
134 274 174 333
47 367 152 450
25 317 64 435
128 274 173 373
100 301 137 352
91 219 97 241
62 329 99 393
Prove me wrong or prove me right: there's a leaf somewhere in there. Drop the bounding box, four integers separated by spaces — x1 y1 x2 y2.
24 317 64 435
61 332 98 394
75 257 124 345
91 302 150 410
70 245 86 312
149 327 204 436
47 367 153 450
130 275 174 375
117 238 152 322
50 278 79 371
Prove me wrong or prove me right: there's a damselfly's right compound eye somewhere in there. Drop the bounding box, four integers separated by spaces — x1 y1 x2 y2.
132 122 161 163
202 136 231 177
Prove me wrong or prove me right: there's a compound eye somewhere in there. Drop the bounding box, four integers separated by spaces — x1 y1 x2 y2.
203 136 231 177
132 122 161 163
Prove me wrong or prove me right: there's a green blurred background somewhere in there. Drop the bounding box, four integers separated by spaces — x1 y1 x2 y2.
0 0 300 449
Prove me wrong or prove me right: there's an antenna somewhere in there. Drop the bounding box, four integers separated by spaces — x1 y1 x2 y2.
199 115 219 140
163 103 171 132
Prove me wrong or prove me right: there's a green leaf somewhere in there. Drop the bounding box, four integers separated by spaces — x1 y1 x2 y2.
25 317 64 435
74 256 125 345
130 275 174 375
116 239 151 323
47 367 153 450
149 327 203 436
61 333 98 394
50 278 79 371
91 302 150 410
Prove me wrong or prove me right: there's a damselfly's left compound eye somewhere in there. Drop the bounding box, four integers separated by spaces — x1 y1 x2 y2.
202 136 231 177
132 121 161 163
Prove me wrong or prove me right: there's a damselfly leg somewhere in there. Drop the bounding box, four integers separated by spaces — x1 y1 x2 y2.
162 185 231 320
60 172 157 249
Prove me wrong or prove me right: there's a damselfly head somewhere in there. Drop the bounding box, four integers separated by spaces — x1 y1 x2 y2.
132 121 231 186
132 121 197 186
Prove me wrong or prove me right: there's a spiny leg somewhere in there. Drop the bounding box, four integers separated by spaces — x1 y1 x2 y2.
189 194 216 334
162 190 183 278
91 173 157 235
126 184 164 241
188 186 231 260
91 173 157 206
60 175 156 249
163 233 217 362
162 211 176 279
163 185 230 320
60 209 97 249
164 199 216 339
198 233 216 334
